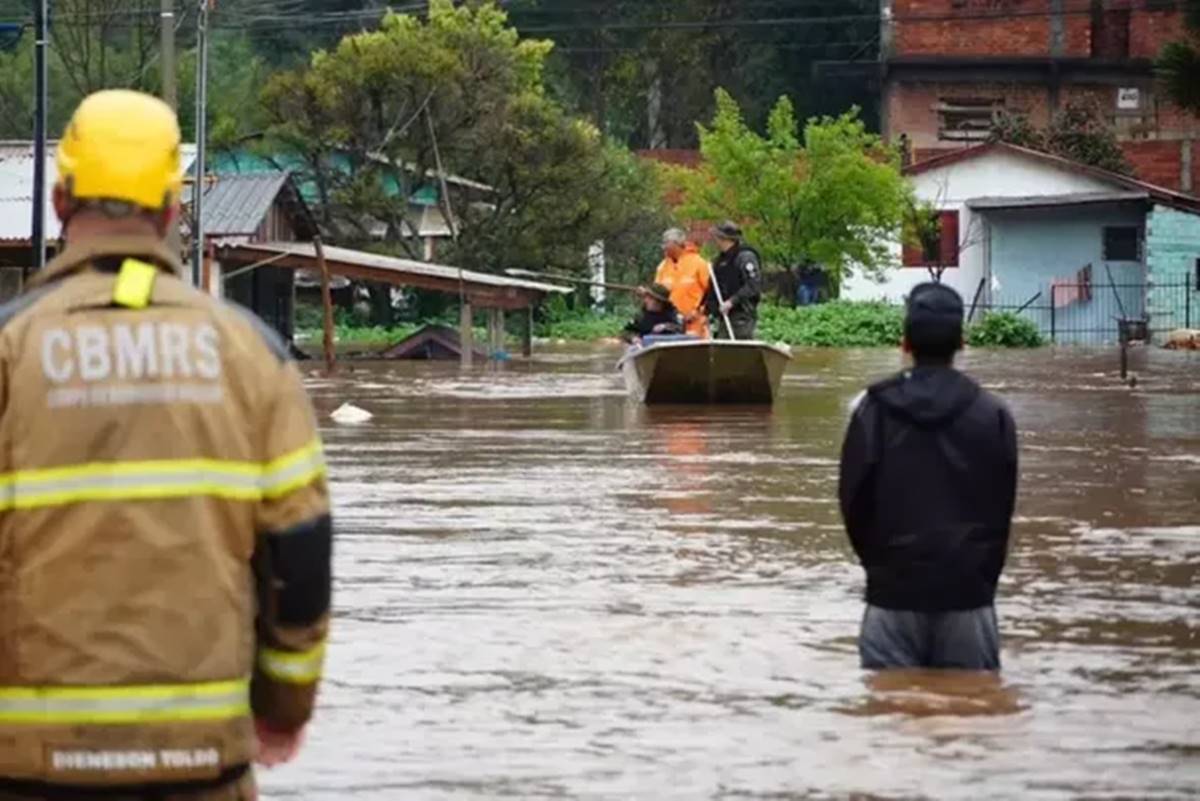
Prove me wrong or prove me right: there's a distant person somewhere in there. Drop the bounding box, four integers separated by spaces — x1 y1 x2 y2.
705 221 762 339
795 261 823 307
654 228 711 338
624 282 682 344
838 283 1018 671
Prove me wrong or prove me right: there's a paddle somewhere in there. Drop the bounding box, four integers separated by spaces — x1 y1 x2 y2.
706 261 737 341
504 269 642 294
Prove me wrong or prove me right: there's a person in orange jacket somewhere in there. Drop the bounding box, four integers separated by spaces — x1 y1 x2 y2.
653 228 711 338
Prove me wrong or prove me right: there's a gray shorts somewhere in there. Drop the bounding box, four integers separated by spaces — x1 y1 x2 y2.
859 605 1000 670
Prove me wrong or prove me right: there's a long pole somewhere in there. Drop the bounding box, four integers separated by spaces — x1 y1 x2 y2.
161 0 181 265
160 0 176 108
314 236 335 374
190 0 209 287
31 0 47 270
707 262 736 341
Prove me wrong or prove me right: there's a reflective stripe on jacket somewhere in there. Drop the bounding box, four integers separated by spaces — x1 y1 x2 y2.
0 236 332 786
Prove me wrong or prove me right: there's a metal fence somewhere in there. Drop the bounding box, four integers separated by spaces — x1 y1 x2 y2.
970 275 1196 345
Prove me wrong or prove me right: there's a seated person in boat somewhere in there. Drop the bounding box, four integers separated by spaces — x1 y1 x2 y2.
624 283 683 343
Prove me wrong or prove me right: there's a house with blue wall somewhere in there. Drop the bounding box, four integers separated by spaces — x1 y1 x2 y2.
844 142 1200 344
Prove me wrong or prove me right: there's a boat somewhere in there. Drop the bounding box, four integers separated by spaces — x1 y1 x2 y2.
617 335 792 405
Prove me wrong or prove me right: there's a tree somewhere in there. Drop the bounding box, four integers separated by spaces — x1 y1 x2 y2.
902 181 984 284
505 0 881 149
991 102 1132 175
674 90 910 291
260 0 667 306
1155 1 1200 114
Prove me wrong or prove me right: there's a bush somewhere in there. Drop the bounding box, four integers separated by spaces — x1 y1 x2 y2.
967 312 1045 348
534 295 633 340
757 301 903 347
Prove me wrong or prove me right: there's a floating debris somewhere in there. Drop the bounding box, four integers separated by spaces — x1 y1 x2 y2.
330 402 373 424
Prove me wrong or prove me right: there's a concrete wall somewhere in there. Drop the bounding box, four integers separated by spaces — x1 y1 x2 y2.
1146 205 1200 335
844 148 1116 303
984 202 1146 343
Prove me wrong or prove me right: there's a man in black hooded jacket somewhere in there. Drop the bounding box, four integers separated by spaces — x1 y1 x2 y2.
838 283 1018 670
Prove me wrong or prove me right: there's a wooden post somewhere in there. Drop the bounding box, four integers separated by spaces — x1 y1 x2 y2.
487 308 504 358
522 305 533 358
460 298 474 368
314 236 336 373
201 250 213 297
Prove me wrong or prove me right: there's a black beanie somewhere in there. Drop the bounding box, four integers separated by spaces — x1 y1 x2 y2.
906 282 964 355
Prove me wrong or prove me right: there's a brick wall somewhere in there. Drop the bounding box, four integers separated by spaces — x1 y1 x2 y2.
893 0 1056 57
891 0 1179 59
1129 8 1184 59
888 80 1053 149
1122 140 1183 189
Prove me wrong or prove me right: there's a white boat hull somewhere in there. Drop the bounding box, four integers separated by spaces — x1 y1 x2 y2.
618 340 792 405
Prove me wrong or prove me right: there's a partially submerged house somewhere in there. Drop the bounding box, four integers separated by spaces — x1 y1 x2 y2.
844 142 1200 344
182 171 317 341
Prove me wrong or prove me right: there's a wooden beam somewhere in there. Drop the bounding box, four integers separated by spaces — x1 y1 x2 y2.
314 236 336 374
460 299 473 368
217 247 548 310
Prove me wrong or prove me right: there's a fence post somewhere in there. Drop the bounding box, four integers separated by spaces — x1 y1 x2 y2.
1050 284 1057 343
1187 272 1192 330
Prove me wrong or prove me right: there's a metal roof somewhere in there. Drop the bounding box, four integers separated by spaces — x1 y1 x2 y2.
182 172 291 237
0 141 198 243
906 142 1200 213
967 191 1151 210
217 241 570 310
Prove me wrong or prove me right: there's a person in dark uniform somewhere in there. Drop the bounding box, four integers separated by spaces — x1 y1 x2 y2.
838 283 1019 671
624 282 682 344
704 221 762 340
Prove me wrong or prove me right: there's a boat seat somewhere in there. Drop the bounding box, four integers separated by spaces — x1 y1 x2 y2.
640 334 702 347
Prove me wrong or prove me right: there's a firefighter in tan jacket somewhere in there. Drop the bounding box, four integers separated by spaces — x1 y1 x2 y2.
0 90 332 799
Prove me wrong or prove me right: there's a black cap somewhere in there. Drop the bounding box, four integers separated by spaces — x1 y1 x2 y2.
711 220 742 240
905 282 964 357
646 282 672 304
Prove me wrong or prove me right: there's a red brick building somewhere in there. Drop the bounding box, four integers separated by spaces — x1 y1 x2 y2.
882 0 1199 192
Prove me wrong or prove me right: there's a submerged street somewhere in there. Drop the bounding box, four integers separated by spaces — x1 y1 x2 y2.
266 346 1199 800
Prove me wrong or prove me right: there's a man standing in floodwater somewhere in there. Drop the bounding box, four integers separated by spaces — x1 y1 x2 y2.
838 283 1018 670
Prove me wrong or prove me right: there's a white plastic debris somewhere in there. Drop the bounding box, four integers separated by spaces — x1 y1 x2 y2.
330 402 373 424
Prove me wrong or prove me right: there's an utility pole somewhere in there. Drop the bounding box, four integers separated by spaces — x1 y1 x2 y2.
162 0 181 265
190 0 210 287
161 0 176 108
31 0 48 270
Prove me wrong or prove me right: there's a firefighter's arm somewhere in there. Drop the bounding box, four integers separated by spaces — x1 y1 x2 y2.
252 360 332 733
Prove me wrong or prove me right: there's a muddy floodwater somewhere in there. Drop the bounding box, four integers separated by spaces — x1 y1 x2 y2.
265 346 1198 800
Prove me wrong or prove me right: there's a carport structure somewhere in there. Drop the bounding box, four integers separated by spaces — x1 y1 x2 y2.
217 240 570 366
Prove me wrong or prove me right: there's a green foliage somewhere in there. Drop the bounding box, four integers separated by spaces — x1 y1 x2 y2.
262 0 667 279
991 103 1133 175
1154 0 1200 115
675 91 911 289
967 312 1045 349
533 295 630 340
757 302 903 347
1156 40 1200 114
505 0 881 148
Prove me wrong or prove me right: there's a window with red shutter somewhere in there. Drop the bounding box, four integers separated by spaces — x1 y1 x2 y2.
938 210 960 268
902 209 960 268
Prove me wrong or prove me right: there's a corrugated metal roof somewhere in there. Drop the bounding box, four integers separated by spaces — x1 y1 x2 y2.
182 172 290 237
219 241 571 298
967 191 1150 210
0 141 197 243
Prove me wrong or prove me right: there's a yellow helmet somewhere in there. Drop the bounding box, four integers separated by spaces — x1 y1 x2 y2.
56 89 182 212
